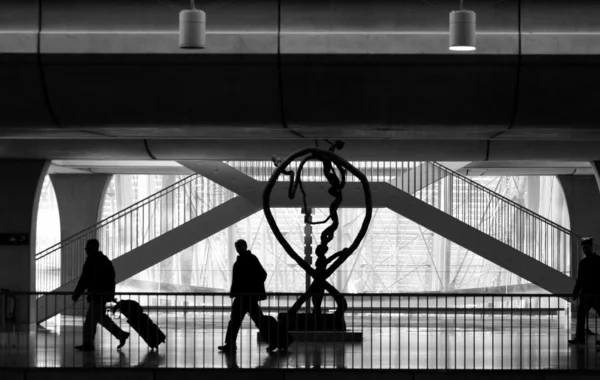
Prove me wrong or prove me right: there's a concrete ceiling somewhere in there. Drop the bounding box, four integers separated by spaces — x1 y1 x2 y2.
4 139 600 161
48 160 193 175
2 1 600 160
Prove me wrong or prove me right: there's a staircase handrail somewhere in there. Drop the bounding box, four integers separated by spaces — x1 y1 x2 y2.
428 161 581 239
225 160 420 183
36 173 201 260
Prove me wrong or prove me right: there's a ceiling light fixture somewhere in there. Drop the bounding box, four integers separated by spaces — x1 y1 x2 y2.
179 0 206 49
449 0 476 51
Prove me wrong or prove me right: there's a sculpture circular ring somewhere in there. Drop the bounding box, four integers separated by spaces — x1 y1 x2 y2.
262 147 372 279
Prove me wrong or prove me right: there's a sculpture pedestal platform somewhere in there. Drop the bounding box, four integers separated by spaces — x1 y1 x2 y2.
256 312 362 343
278 312 346 331
257 330 363 343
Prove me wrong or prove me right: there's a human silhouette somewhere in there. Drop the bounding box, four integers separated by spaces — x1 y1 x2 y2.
72 239 129 351
218 239 267 352
569 237 600 345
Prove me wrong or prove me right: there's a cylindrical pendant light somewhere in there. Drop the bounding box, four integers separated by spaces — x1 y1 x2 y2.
179 0 206 49
449 4 476 51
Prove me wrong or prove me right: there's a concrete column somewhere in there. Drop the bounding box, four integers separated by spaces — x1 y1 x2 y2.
0 160 49 326
50 174 111 284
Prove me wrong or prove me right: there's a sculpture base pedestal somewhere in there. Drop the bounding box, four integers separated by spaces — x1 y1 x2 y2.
278 312 346 331
257 330 363 343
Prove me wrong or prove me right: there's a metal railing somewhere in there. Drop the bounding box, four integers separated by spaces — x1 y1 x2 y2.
411 162 576 276
226 160 425 184
226 160 579 276
35 175 234 293
3 291 599 370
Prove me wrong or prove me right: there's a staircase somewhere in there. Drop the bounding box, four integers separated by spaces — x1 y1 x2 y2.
381 182 575 295
183 160 580 295
36 174 231 292
36 196 261 322
397 161 576 279
35 174 260 322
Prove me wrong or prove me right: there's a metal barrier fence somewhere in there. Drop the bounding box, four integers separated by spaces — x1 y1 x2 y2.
2 292 600 370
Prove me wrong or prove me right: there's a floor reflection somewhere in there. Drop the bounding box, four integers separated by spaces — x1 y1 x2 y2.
1 315 599 370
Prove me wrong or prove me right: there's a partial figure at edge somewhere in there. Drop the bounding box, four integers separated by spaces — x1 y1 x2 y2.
569 237 600 345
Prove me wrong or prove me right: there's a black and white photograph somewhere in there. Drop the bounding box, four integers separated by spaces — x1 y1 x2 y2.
1 0 600 378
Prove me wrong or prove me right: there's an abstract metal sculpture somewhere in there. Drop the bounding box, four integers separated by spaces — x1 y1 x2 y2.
263 143 372 331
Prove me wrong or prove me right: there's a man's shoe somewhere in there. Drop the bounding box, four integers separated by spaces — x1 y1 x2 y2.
74 344 95 352
218 344 237 352
117 332 130 351
267 335 295 352
568 338 585 345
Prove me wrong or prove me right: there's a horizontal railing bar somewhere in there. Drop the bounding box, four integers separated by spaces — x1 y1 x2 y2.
109 305 564 315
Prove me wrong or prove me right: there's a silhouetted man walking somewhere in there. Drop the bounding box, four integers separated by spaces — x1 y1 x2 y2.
218 239 267 352
72 239 129 351
569 238 600 345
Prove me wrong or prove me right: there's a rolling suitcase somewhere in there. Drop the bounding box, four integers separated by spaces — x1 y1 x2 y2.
129 313 166 350
259 314 293 352
113 300 166 351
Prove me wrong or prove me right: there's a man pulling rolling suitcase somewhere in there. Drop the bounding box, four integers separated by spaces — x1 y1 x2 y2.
218 239 293 352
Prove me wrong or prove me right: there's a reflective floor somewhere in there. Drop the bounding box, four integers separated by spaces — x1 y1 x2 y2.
1 314 600 370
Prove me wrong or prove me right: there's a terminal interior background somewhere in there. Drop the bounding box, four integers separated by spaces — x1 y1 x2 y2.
3 0 600 373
